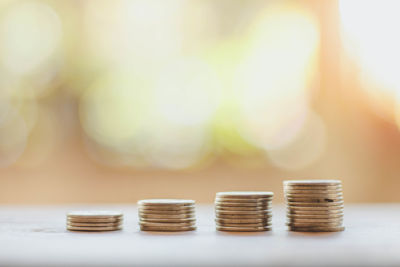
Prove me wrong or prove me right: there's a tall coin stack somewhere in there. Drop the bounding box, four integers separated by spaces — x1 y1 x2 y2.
284 180 344 232
215 192 273 232
138 199 196 232
67 211 123 232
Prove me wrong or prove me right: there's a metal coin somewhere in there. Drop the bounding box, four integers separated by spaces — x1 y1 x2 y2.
284 193 343 198
286 205 344 211
283 189 343 194
215 201 271 208
286 201 344 207
139 213 196 219
138 208 195 215
287 213 343 219
138 199 195 205
215 197 272 203
288 226 345 232
215 205 271 211
215 210 272 215
67 211 123 219
67 217 123 223
215 213 272 219
139 217 196 223
286 209 343 215
67 225 122 231
285 197 343 203
286 221 343 227
284 180 342 186
216 222 271 228
216 225 271 232
67 222 122 227
216 218 271 224
140 225 196 232
216 192 274 199
139 221 196 227
287 217 343 223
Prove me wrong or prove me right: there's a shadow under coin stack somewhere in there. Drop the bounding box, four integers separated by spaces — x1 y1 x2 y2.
215 192 273 232
66 211 123 232
138 199 196 232
284 180 344 232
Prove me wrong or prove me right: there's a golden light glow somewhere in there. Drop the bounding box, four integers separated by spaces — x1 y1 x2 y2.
235 4 319 151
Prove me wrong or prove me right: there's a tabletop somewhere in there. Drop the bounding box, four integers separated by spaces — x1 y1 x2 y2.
0 204 399 266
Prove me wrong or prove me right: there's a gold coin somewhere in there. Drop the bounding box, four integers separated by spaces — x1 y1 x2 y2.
67 211 123 219
287 213 343 219
67 225 122 231
67 222 122 227
138 209 195 215
138 199 195 206
139 213 196 219
284 180 342 186
215 205 270 211
286 205 344 211
287 201 344 207
285 197 343 203
67 217 123 223
216 192 274 199
140 225 196 232
287 217 343 223
286 221 343 227
139 217 196 223
215 210 272 215
284 192 343 198
215 201 271 208
216 218 271 224
215 213 272 219
216 222 271 228
216 225 271 232
288 226 345 232
286 208 343 214
215 197 272 203
283 189 343 194
139 221 196 227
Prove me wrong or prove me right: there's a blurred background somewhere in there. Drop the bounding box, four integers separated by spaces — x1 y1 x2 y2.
0 0 399 204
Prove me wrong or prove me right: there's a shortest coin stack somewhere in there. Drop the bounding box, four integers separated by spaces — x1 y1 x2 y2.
138 199 196 232
284 180 344 232
215 192 273 232
67 211 123 231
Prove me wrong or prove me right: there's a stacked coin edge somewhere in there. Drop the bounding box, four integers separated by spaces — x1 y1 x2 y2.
284 180 344 232
67 211 123 231
215 191 273 232
138 199 197 232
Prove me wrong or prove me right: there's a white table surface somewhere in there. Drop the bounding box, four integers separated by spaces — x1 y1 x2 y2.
0 204 399 266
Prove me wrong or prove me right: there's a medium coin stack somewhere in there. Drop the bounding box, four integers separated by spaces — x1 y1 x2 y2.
284 180 344 232
66 211 123 231
215 192 273 232
138 199 196 232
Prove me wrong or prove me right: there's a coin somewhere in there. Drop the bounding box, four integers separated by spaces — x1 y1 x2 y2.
138 209 195 215
283 189 342 194
215 197 272 203
139 225 196 232
139 213 195 219
67 211 123 219
67 222 122 227
216 222 271 227
216 218 271 224
284 180 341 186
287 201 344 207
216 192 274 199
67 217 123 223
285 197 343 203
216 225 271 232
214 201 271 208
287 217 343 223
288 226 345 232
139 221 195 227
138 199 194 206
139 217 196 223
215 213 271 219
287 213 343 219
67 225 122 231
286 221 343 227
215 205 270 211
284 192 343 198
286 208 343 214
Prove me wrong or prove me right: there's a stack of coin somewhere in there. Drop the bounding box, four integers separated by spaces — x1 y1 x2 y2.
284 180 344 232
215 192 273 232
66 211 123 232
138 199 196 232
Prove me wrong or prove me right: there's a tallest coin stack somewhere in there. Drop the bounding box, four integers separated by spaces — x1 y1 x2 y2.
284 180 344 232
